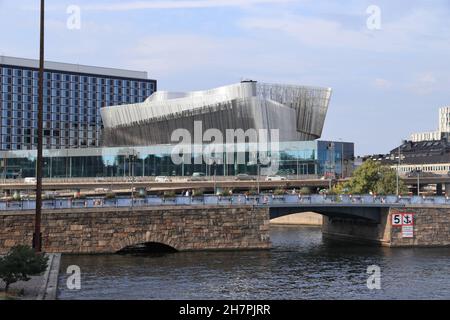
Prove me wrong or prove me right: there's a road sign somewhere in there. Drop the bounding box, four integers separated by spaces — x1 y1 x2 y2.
392 213 403 226
392 212 414 226
402 213 414 226
402 226 414 238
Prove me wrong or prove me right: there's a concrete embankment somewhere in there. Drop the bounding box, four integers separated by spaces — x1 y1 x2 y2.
270 212 323 226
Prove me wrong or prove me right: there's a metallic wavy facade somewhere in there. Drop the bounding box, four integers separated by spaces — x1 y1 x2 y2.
100 81 331 146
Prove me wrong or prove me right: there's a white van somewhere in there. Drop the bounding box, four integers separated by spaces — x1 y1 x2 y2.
24 177 37 184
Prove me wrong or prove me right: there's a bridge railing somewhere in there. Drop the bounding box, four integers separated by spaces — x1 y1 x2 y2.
1 194 450 211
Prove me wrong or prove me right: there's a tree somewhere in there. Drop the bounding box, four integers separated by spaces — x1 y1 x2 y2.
336 159 407 195
0 245 48 293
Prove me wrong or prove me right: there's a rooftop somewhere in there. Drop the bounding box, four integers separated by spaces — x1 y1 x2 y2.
0 55 150 80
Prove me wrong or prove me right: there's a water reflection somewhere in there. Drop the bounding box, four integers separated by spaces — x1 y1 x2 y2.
58 226 450 300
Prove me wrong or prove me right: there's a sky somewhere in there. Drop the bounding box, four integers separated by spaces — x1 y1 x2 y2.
1 0 450 156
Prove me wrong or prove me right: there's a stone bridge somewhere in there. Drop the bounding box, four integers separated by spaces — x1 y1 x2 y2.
0 198 449 254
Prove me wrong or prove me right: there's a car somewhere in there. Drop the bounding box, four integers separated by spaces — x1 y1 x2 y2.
188 172 208 181
234 174 256 181
155 176 171 183
24 177 37 184
265 175 287 181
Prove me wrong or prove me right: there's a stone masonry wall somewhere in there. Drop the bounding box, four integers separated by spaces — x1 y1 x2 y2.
389 206 450 247
0 206 270 254
322 206 449 247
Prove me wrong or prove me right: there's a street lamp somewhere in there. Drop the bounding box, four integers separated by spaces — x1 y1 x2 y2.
33 0 45 252
416 169 421 196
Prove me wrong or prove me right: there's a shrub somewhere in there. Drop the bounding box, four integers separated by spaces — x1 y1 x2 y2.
192 188 205 197
219 188 232 196
104 191 116 200
136 188 147 198
163 190 176 198
299 187 311 195
274 189 286 196
0 245 48 293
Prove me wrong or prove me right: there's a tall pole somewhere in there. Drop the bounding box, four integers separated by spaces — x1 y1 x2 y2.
417 170 420 196
341 142 344 179
257 162 260 194
396 145 400 196
34 0 45 252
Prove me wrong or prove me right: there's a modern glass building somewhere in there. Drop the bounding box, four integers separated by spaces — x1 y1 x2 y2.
0 56 156 151
101 81 331 146
0 140 353 179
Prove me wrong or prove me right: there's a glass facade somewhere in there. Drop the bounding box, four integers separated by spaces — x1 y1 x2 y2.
0 141 354 179
0 62 156 150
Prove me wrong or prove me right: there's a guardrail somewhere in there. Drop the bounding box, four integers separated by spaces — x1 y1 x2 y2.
0 194 449 211
0 175 325 185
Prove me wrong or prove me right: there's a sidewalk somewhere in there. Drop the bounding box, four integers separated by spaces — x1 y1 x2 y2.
0 253 61 300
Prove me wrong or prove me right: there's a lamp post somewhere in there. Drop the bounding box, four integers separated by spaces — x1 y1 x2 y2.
395 142 405 196
247 160 261 194
33 0 45 252
417 169 421 196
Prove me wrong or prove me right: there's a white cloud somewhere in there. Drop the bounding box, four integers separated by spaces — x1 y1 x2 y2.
80 0 295 11
373 78 392 89
239 8 450 53
407 72 439 95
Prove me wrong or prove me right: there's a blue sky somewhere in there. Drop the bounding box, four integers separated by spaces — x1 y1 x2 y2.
1 0 450 155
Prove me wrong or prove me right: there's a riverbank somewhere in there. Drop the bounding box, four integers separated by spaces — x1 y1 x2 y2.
0 253 60 300
270 212 323 226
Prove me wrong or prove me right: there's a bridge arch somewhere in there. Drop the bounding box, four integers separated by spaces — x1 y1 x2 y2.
268 206 385 223
111 231 182 253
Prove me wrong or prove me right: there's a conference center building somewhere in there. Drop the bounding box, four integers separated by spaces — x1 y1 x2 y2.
0 77 354 179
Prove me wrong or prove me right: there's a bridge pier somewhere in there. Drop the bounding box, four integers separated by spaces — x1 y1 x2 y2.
321 209 391 246
321 206 450 247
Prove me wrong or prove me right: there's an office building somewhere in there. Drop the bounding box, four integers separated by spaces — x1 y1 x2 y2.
0 56 156 150
411 106 450 142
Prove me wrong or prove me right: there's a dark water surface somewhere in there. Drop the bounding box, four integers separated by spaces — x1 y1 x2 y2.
57 226 450 300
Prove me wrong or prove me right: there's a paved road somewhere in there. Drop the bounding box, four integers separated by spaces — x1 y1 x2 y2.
0 178 346 191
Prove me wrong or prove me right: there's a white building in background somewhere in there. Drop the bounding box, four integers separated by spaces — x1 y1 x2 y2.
100 80 332 146
410 106 450 142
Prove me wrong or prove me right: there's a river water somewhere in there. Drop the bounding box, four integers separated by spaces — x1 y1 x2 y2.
57 226 450 300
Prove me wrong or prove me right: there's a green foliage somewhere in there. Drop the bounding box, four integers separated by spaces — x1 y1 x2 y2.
0 245 48 292
299 187 311 195
273 188 286 196
338 159 407 195
192 188 205 197
136 188 147 198
163 190 176 198
219 188 232 196
12 191 21 201
104 191 116 199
